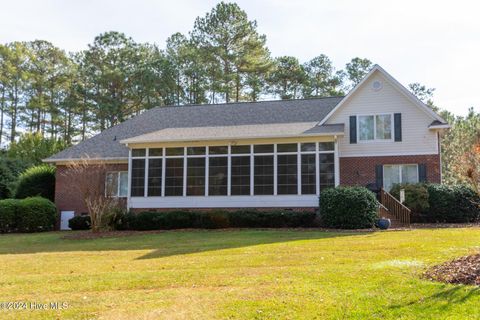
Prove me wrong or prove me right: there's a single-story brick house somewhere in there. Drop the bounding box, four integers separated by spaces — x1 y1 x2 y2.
45 65 449 228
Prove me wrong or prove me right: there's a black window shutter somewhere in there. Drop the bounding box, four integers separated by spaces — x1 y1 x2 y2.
375 165 383 189
418 163 427 182
394 113 402 142
349 116 357 144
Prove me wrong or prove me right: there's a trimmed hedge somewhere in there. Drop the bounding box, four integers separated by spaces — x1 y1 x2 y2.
425 184 480 223
390 183 480 223
115 209 317 230
0 199 18 233
0 197 56 233
320 186 379 229
69 215 91 230
16 197 57 232
15 165 56 201
390 183 430 221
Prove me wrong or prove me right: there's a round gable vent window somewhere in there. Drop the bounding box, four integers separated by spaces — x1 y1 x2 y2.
372 80 383 91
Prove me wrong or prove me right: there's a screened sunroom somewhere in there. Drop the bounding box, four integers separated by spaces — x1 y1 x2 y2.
120 122 343 209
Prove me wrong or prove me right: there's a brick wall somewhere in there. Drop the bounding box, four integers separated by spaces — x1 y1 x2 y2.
339 154 441 187
55 163 128 216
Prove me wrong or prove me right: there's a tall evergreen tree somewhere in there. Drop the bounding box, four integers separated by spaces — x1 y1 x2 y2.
268 56 306 100
344 57 373 89
303 54 344 98
191 2 271 103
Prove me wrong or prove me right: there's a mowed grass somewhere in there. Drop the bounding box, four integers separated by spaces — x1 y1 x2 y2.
1 228 480 319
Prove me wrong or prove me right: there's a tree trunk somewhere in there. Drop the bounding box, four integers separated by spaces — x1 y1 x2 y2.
235 72 240 102
0 88 5 146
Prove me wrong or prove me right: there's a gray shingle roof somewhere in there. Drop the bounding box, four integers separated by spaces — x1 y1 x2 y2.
46 97 343 161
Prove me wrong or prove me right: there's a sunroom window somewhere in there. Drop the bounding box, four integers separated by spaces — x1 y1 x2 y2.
129 142 337 198
358 114 392 141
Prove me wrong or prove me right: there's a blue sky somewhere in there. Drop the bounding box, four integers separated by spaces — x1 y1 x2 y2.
1 0 479 116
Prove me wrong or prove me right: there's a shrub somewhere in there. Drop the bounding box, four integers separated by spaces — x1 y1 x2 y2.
0 199 19 232
200 210 230 229
320 186 379 229
100 206 127 231
425 184 480 223
15 165 56 201
115 211 137 231
229 210 316 228
118 210 317 230
16 197 56 232
68 215 91 230
390 183 429 221
131 210 198 230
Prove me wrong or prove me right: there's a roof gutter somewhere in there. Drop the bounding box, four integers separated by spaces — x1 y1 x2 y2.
42 157 129 164
120 131 345 145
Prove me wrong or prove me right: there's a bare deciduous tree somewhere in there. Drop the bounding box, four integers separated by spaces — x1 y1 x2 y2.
63 157 120 232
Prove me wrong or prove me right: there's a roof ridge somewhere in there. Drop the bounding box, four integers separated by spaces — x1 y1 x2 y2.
146 96 345 111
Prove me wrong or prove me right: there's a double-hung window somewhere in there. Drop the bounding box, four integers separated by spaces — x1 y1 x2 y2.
383 164 419 191
358 114 392 141
106 171 128 197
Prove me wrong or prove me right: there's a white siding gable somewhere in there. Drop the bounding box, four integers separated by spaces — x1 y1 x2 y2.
326 70 438 157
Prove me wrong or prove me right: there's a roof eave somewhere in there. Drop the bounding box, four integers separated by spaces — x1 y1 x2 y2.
429 124 451 130
121 132 345 145
43 157 129 164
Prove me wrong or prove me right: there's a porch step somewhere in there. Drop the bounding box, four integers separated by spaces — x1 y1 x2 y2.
378 211 409 228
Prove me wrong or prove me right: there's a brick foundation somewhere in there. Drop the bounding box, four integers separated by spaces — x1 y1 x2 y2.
55 163 128 217
339 154 441 187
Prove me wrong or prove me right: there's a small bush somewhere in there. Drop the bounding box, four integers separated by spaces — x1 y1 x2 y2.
425 184 480 223
390 183 429 221
0 199 19 232
16 197 56 232
15 165 56 201
200 210 230 229
320 187 379 229
100 206 127 231
229 210 316 228
68 215 91 230
118 210 317 230
115 211 137 230
130 211 197 230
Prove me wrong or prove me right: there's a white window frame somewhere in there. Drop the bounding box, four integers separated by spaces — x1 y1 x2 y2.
128 141 337 198
382 164 419 190
357 113 394 142
105 171 128 198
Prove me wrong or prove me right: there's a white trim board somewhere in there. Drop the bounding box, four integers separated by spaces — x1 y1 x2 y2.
130 195 320 209
338 152 439 158
318 65 446 126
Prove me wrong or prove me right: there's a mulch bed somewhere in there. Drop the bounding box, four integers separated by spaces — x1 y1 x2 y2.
62 230 166 240
424 253 480 286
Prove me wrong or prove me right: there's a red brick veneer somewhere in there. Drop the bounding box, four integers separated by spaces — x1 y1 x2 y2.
339 154 441 187
55 163 128 216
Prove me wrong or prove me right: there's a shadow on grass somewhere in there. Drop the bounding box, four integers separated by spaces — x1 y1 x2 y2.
0 229 372 260
135 229 373 260
389 285 480 313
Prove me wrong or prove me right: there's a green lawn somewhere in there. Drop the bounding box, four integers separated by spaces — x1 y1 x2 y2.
1 228 480 319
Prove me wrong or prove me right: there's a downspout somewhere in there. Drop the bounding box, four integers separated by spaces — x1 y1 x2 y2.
334 135 340 187
127 146 132 211
438 131 443 184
